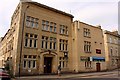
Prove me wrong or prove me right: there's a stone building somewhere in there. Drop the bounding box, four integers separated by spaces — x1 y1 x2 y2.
72 21 106 72
0 1 73 76
0 0 111 76
104 30 120 70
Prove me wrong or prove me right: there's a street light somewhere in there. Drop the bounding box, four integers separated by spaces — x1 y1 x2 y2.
19 4 29 77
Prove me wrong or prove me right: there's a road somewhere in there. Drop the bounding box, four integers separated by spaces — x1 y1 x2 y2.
13 70 120 80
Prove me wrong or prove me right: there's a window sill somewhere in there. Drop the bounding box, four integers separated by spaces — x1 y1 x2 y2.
24 46 38 49
41 48 57 51
26 26 39 30
84 36 91 38
42 30 57 34
59 33 69 36
84 51 91 53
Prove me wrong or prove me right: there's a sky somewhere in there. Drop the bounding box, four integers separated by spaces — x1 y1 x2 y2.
0 0 119 37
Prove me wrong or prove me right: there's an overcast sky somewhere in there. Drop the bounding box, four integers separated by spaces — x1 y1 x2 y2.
0 0 119 37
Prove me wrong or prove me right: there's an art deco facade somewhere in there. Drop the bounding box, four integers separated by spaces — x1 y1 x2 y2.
72 21 106 72
104 30 120 70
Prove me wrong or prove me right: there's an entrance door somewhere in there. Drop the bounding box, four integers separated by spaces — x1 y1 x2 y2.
96 63 101 72
44 57 52 73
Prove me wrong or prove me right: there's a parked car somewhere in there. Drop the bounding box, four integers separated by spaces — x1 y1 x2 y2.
0 68 11 80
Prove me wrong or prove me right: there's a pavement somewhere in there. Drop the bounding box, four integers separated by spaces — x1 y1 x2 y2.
13 70 120 80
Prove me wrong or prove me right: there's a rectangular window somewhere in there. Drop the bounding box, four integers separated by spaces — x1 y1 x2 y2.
42 20 57 33
28 61 31 68
50 42 52 49
50 26 53 32
84 28 90 37
66 41 68 51
41 36 44 48
34 35 37 38
29 55 32 58
25 33 29 37
23 60 27 68
26 16 30 27
24 55 27 58
26 20 30 27
33 60 36 68
63 61 64 68
45 21 49 31
60 43 61 50
53 42 56 49
110 48 113 56
34 40 37 48
42 20 45 30
84 41 91 53
59 39 68 51
59 57 68 69
30 34 33 37
34 18 38 27
54 23 57 32
31 21 34 27
23 55 37 69
66 44 68 51
30 39 32 47
25 33 38 48
45 26 48 31
33 55 37 59
59 39 62 50
60 25 68 35
50 22 53 32
41 36 56 50
25 38 28 47
66 27 68 35
35 22 38 27
63 43 64 50
45 41 48 49
85 61 92 68
60 27 63 34
42 40 44 48
26 16 38 28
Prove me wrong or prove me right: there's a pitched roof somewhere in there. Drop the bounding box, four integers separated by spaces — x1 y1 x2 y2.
23 1 74 18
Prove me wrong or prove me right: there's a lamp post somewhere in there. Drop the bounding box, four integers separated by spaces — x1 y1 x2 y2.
19 4 29 77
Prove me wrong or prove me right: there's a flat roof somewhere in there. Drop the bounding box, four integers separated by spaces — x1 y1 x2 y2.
74 20 102 30
104 30 120 37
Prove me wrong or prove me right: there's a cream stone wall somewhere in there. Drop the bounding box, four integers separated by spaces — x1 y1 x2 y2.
72 21 106 72
15 2 73 75
1 0 118 76
104 31 119 70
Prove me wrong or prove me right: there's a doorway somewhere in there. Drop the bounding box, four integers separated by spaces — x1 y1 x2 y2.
96 63 101 72
44 57 53 73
